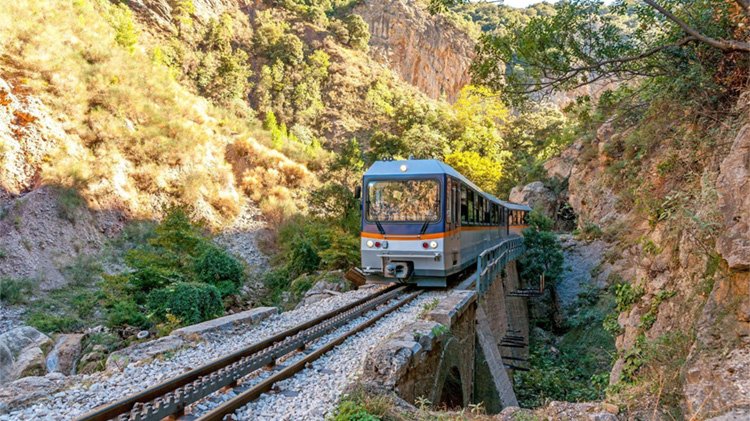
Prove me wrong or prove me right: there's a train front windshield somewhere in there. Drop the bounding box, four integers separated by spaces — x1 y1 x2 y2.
366 179 440 222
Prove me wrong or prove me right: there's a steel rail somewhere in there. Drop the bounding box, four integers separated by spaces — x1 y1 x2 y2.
76 284 403 421
197 289 423 421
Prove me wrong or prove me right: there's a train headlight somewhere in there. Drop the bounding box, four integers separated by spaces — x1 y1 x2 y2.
382 241 388 249
366 240 374 248
430 241 438 249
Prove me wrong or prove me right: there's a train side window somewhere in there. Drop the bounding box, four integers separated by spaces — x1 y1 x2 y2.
454 184 459 224
461 186 468 224
446 179 452 224
467 190 474 224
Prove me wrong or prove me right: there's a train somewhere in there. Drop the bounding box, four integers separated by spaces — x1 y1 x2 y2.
358 159 531 287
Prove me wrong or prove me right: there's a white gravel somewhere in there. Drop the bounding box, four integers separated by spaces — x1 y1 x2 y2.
220 291 446 421
3 286 391 420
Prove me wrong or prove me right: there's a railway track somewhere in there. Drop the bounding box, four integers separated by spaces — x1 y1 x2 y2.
76 284 422 421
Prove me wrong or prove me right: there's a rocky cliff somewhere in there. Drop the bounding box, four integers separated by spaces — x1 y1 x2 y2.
517 93 750 418
355 0 474 102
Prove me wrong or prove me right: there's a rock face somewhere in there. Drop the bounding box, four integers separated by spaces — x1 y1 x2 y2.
0 327 52 384
509 181 558 217
0 78 64 198
45 334 83 375
716 124 750 270
124 0 251 30
0 372 67 413
544 99 750 418
355 0 475 101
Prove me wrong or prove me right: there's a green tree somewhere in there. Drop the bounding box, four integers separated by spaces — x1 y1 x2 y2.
344 14 370 51
434 0 750 105
444 151 501 194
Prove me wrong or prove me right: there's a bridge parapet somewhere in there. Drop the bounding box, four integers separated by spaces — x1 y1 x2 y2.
476 237 525 296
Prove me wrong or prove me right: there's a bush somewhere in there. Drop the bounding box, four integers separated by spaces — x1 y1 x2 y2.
193 246 245 296
343 14 370 51
107 300 151 329
613 282 644 312
330 399 379 421
55 187 85 222
0 277 34 305
27 312 82 334
147 282 223 325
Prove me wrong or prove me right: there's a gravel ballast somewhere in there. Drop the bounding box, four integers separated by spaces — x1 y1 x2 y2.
3 287 445 421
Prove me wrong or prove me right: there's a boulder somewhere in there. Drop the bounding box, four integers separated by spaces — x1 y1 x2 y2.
716 124 750 270
509 181 558 218
544 141 582 180
105 335 184 371
295 276 348 308
0 327 52 384
45 334 83 375
0 372 66 413
171 307 277 339
12 347 45 379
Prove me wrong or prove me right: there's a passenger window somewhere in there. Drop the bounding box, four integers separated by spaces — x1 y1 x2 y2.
468 191 474 224
446 179 452 224
461 186 468 224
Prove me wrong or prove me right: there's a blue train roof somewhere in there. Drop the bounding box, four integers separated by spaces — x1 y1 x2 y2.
363 159 531 211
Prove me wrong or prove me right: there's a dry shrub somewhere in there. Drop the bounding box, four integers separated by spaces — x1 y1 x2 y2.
0 0 314 228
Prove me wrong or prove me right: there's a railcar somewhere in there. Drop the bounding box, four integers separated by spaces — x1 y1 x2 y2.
358 159 530 287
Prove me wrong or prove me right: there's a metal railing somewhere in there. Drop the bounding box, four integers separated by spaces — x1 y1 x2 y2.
476 236 525 296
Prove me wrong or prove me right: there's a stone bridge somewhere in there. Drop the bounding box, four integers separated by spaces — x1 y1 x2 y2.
360 259 530 413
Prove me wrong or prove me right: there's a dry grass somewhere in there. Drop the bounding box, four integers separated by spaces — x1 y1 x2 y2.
0 0 314 228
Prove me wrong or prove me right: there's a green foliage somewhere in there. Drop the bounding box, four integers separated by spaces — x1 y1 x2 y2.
65 254 104 287
330 399 379 421
343 14 370 51
527 208 553 232
516 283 615 408
107 300 151 329
194 246 245 296
0 278 34 305
418 298 440 319
108 3 138 53
28 312 83 334
430 324 449 337
103 208 243 329
576 222 603 241
520 228 564 284
613 282 644 312
194 14 252 104
55 187 86 222
147 282 223 325
444 150 501 193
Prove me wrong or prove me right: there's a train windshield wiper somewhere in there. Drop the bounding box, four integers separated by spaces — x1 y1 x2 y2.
419 220 430 235
375 220 386 236
366 199 386 235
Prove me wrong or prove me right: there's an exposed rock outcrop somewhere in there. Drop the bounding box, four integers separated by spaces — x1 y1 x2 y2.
509 181 558 217
0 372 67 414
0 327 52 384
0 78 65 198
45 334 83 376
0 187 123 289
355 0 474 101
716 124 750 270
541 98 750 418
124 0 252 30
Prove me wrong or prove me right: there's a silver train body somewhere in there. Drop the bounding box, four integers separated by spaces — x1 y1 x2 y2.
359 159 530 287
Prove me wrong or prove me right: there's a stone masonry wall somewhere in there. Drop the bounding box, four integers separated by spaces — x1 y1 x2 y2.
360 291 477 407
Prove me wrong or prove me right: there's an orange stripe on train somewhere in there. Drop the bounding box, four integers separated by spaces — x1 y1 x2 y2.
360 225 521 240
